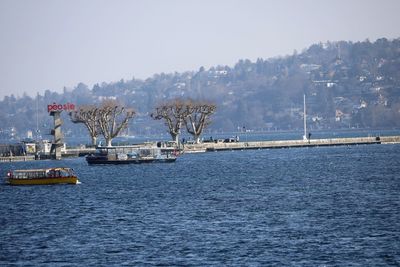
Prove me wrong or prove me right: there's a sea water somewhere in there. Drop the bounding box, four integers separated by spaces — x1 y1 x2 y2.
0 144 399 266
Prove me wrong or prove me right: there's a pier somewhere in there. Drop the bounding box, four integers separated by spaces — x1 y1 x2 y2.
0 136 399 161
183 135 400 153
0 155 35 162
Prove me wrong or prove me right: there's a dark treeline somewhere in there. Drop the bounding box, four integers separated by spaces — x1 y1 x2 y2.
1 37 400 140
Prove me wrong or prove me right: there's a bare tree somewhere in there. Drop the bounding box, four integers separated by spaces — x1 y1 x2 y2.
151 99 189 143
185 100 216 143
69 105 99 146
97 100 135 147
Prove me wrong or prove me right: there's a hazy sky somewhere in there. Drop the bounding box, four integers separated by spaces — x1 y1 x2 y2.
0 0 399 99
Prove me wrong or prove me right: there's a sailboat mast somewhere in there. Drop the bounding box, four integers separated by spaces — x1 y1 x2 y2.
36 94 39 141
303 94 307 140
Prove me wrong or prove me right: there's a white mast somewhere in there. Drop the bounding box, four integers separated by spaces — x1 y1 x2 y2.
36 93 39 141
303 94 307 140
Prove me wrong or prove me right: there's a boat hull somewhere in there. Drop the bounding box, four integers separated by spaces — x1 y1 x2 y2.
86 157 176 165
8 177 79 185
85 145 179 165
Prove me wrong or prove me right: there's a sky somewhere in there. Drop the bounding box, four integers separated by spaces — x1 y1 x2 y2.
0 0 399 99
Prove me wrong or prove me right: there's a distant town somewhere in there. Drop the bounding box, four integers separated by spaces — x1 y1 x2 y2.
1 37 400 142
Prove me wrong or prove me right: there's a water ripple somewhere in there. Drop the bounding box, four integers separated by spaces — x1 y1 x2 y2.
1 144 399 266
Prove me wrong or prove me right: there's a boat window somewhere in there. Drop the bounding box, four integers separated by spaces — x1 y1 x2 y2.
47 169 57 177
68 169 76 176
97 148 108 155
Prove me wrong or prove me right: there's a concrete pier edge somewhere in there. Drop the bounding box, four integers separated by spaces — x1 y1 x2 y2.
183 135 400 153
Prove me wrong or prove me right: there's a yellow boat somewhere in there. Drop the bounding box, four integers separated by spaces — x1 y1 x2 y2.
6 167 79 185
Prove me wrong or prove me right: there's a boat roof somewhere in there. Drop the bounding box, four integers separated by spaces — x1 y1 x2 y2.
12 167 73 172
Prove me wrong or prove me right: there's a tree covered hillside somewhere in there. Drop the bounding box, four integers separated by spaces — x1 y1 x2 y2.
1 38 400 140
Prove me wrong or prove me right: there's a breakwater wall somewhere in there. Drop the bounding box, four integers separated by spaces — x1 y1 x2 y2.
183 135 400 153
0 155 35 162
0 136 399 161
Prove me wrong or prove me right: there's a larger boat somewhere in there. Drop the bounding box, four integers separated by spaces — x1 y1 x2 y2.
6 167 79 185
86 145 178 165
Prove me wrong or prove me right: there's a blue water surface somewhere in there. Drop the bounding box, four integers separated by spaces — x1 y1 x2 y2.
1 144 399 266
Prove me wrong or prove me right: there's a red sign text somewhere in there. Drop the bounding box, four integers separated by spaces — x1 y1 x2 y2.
47 102 75 113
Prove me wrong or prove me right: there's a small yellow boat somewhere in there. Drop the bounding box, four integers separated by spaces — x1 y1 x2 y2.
6 167 79 185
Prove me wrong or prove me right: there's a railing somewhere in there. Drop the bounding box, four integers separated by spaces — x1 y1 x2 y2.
184 136 385 152
0 155 35 162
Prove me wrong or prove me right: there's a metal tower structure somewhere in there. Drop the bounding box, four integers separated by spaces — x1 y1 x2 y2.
49 110 63 160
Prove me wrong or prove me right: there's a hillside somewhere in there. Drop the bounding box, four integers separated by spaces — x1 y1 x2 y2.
1 37 400 140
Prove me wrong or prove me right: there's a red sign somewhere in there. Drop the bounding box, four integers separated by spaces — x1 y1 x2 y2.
47 102 75 113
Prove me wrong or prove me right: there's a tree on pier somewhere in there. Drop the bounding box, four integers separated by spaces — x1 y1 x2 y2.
185 100 216 144
69 105 100 146
151 98 189 143
97 100 136 147
70 100 135 147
